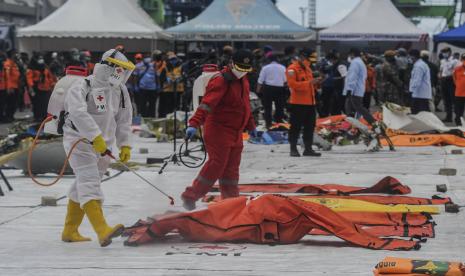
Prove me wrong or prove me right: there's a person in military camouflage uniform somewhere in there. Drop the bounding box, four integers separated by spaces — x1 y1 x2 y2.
373 57 383 106
380 50 404 105
219 45 233 69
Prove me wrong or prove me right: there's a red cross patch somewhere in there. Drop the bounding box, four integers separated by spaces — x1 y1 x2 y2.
93 91 107 113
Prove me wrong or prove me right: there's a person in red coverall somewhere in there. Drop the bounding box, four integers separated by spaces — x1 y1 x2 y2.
182 49 257 210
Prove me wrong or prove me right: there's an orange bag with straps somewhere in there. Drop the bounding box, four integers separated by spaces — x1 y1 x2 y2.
373 257 465 276
124 195 420 250
381 134 465 147
203 194 450 206
211 176 411 195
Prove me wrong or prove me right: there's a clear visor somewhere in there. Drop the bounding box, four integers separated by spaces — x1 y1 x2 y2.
109 66 134 86
104 57 135 86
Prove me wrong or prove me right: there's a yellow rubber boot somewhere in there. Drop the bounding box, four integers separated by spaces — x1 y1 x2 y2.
83 200 124 247
62 200 92 242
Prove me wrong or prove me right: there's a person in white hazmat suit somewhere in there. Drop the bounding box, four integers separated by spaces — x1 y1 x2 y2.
61 49 134 247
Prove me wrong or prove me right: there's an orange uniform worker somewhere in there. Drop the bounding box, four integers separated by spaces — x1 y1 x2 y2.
364 60 376 110
0 52 7 121
82 51 95 75
26 56 57 121
453 53 465 126
3 50 21 122
286 48 321 157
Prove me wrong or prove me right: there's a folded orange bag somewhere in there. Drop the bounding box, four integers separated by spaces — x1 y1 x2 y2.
374 257 465 276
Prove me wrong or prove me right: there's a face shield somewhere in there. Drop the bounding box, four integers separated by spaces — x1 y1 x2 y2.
231 60 252 79
100 49 135 87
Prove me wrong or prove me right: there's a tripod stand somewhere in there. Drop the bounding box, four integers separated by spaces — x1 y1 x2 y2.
158 62 207 174
159 78 182 174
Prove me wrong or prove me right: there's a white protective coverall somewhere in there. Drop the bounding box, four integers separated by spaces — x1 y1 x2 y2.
63 52 132 207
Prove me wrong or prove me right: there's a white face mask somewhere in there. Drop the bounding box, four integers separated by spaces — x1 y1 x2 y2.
231 68 247 79
347 57 353 63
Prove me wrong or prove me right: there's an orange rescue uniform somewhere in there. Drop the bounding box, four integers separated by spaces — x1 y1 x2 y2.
4 58 20 90
453 64 465 97
366 65 376 93
453 63 465 125
27 68 57 91
286 59 318 154
87 62 95 76
286 60 316 106
0 66 6 90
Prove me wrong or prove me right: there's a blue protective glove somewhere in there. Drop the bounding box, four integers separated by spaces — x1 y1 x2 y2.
248 128 258 138
185 127 198 140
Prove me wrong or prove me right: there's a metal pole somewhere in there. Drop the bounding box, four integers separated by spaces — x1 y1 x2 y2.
299 7 307 27
315 28 323 60
0 169 12 191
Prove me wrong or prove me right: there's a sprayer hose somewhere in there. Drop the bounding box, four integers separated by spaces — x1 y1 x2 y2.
27 116 86 187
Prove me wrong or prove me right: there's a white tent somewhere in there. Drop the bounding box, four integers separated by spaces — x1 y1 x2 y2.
320 0 428 42
17 0 171 52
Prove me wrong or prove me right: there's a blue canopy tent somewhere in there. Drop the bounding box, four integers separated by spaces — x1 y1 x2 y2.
434 25 465 48
166 0 314 42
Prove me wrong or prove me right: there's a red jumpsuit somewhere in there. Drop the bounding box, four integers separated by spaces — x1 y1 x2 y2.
182 68 255 201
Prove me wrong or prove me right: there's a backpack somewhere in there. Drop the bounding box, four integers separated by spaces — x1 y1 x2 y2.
191 65 237 110
192 68 221 110
44 74 126 135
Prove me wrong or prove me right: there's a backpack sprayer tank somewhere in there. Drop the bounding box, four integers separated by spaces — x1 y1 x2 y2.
44 66 87 135
192 64 220 110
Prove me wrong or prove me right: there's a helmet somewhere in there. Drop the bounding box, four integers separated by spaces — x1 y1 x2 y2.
299 48 314 58
115 44 126 54
232 49 253 72
70 48 80 61
82 50 92 62
94 48 135 87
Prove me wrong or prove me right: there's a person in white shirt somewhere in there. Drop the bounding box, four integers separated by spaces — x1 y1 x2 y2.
257 54 287 129
409 49 432 114
439 47 460 122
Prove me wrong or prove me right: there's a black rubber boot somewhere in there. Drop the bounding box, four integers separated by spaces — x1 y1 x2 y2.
303 139 321 157
303 148 322 157
290 144 300 157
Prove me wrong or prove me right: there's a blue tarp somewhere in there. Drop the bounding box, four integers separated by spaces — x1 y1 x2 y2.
434 25 465 47
166 0 314 41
